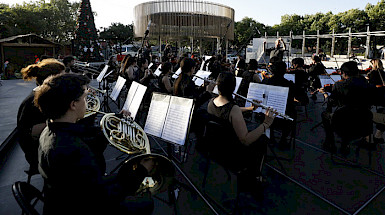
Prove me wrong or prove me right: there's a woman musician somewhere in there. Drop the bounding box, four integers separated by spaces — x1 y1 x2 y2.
206 72 277 201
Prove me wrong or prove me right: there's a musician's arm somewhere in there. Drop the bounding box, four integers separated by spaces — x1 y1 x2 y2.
163 76 173 93
230 105 265 146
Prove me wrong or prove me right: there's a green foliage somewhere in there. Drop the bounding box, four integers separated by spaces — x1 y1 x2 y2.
0 0 79 44
99 23 134 43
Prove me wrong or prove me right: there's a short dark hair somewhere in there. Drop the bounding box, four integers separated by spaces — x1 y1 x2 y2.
340 61 359 77
160 62 172 75
291 58 304 67
247 59 258 70
217 72 235 100
137 58 148 68
63 56 75 66
270 61 287 76
312 55 321 63
34 73 90 120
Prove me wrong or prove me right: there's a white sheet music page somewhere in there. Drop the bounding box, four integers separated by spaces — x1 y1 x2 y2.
161 96 193 146
122 81 139 111
246 83 265 113
325 68 335 74
319 75 334 87
128 83 147 120
144 93 171 138
154 64 162 77
96 65 109 82
172 68 182 79
233 77 243 98
284 74 295 83
330 75 342 82
110 76 126 101
193 70 211 86
200 60 206 71
266 90 288 119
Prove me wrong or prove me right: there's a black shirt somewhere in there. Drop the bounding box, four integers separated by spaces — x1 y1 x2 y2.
17 91 45 170
270 48 285 62
39 122 147 215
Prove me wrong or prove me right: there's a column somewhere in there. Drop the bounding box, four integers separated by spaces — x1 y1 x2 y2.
365 26 371 59
316 30 320 55
331 29 335 58
347 28 352 59
302 31 306 57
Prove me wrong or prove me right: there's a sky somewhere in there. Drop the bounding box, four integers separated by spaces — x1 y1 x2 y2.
0 0 381 30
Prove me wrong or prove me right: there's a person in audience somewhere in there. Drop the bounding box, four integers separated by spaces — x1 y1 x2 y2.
17 59 66 175
321 61 375 154
34 73 154 215
158 62 173 94
206 72 276 200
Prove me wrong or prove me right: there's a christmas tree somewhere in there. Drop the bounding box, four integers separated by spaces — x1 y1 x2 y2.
74 0 103 62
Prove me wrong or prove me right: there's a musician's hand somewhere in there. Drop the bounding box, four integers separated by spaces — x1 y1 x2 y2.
119 109 131 117
263 108 277 127
206 81 216 93
140 157 156 176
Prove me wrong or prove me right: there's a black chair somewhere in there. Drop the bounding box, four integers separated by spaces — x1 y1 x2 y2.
197 120 241 215
12 181 44 215
331 106 374 163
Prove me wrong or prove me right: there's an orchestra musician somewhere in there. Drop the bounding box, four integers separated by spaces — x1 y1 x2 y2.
308 55 326 100
237 59 262 105
288 57 309 105
367 59 385 145
206 72 276 200
262 61 298 149
17 59 65 175
321 61 376 154
34 73 154 215
158 62 174 94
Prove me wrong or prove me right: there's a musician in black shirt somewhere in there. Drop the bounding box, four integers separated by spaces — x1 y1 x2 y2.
321 61 375 154
17 59 65 175
34 73 154 215
308 55 326 100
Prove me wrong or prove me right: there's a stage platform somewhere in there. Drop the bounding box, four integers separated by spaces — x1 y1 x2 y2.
1 74 385 214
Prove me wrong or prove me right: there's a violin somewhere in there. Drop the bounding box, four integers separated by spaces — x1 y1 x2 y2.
359 67 372 74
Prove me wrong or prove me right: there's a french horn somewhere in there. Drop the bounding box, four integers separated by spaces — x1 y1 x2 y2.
99 113 174 195
84 93 100 118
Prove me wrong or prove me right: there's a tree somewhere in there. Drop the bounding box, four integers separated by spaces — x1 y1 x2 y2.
0 0 79 44
234 17 266 51
74 0 103 62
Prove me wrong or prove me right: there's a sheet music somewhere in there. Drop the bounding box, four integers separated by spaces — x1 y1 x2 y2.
161 96 193 146
122 81 139 111
246 87 265 113
172 68 182 79
326 69 334 74
96 65 109 82
110 76 126 101
246 83 289 117
148 62 153 69
319 75 334 87
200 60 206 71
330 75 341 82
266 90 288 119
154 64 162 77
144 94 171 137
127 84 147 119
193 70 211 86
284 74 295 83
